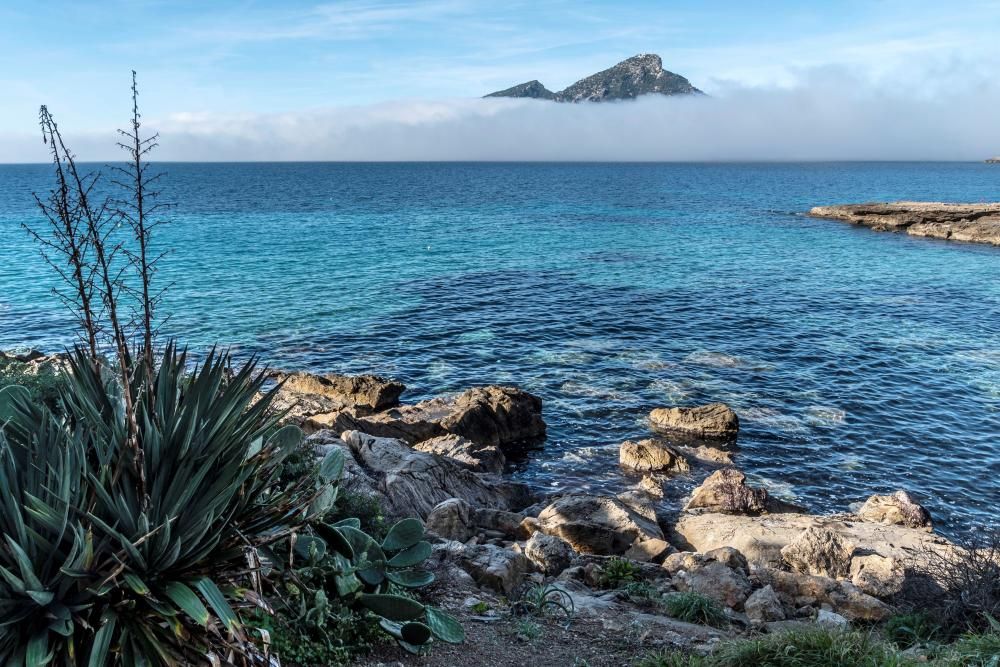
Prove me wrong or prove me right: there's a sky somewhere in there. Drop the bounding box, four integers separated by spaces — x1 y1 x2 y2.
2 0 1000 161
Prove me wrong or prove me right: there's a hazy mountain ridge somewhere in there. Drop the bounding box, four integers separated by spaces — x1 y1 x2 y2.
485 53 702 102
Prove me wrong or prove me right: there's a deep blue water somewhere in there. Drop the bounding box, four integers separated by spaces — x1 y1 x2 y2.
1 162 998 535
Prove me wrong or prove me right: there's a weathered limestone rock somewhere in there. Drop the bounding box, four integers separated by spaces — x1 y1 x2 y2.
744 585 785 623
471 508 526 538
809 202 1000 246
425 498 474 542
663 549 752 609
649 403 739 441
685 468 768 515
638 475 666 498
275 371 405 410
537 494 664 555
816 609 849 628
328 386 545 449
850 554 905 598
781 526 855 579
457 544 529 594
341 431 530 519
524 532 575 575
414 434 506 474
672 512 953 569
624 538 672 563
757 567 890 621
619 439 690 473
857 491 932 530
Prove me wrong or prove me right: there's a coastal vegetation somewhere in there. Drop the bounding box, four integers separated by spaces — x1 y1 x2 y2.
0 77 461 665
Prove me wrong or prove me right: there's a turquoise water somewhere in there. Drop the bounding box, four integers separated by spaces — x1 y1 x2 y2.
1 162 998 534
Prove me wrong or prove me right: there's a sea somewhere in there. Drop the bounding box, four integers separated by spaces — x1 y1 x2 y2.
1 162 998 536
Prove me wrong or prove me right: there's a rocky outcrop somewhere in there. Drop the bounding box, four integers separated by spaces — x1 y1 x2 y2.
856 491 932 529
757 568 890 622
425 498 475 542
809 202 1000 246
850 554 905 598
537 494 664 555
619 439 690 473
684 468 768 514
435 541 529 594
414 434 506 474
329 386 545 449
484 80 557 100
274 371 404 411
485 54 702 102
649 403 739 441
341 431 531 519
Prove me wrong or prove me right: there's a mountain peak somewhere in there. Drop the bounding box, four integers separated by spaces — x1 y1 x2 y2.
484 53 702 102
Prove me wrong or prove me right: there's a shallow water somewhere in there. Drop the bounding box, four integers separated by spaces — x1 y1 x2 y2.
1 162 998 535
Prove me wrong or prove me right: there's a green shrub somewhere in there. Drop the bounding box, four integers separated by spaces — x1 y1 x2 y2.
513 583 575 621
601 556 642 587
634 650 708 667
884 611 942 648
710 628 909 667
0 346 323 664
662 591 728 628
939 626 1000 666
621 581 668 609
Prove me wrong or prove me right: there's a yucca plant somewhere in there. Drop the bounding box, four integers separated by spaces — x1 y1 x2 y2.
0 345 338 665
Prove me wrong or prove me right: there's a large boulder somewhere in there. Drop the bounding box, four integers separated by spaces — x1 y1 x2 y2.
856 491 932 530
685 468 768 515
414 434 506 474
307 431 380 500
524 532 575 575
663 548 752 609
537 494 664 555
649 403 739 441
780 526 855 579
619 439 690 474
326 386 545 449
275 371 405 411
341 431 530 519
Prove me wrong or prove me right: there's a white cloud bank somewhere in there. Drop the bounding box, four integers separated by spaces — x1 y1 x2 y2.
4 71 1000 162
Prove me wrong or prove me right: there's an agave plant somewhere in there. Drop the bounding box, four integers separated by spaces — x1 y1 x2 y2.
0 345 338 665
267 516 465 655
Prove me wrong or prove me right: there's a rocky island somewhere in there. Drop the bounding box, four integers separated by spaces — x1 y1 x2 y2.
809 201 1000 246
485 53 702 102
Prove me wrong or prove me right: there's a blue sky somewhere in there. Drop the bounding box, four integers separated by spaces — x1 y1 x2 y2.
3 0 999 128
2 1 999 161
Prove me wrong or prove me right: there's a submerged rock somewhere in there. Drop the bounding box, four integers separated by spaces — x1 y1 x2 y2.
537 494 664 555
856 490 932 529
649 403 739 441
684 468 768 515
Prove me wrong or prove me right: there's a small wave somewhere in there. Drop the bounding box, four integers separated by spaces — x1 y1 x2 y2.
648 378 695 403
804 405 847 427
740 406 809 433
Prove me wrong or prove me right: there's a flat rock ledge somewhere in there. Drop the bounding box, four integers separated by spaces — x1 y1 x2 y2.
809 201 1000 246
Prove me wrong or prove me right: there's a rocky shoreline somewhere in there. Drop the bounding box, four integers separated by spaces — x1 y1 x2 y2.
809 201 1000 246
266 367 961 656
1 351 968 660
